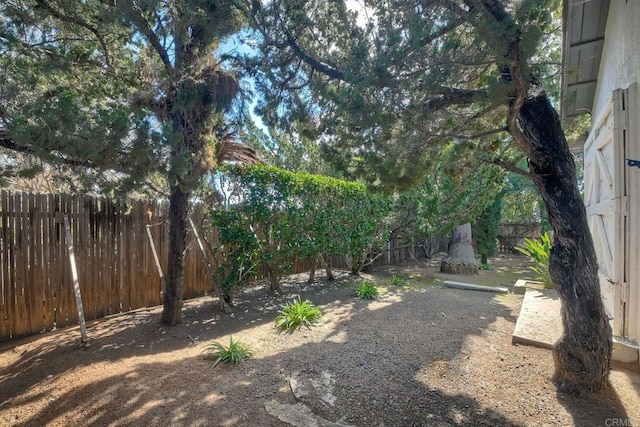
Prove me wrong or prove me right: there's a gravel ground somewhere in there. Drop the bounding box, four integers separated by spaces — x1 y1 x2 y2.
1 256 639 427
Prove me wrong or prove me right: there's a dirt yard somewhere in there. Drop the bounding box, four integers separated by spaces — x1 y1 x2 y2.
1 255 639 427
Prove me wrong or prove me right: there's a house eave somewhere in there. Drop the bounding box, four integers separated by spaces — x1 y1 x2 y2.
561 0 610 129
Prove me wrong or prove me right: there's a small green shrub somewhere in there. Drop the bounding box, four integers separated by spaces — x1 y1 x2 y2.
479 262 491 271
355 281 379 299
203 336 254 367
515 232 554 289
389 274 408 287
275 297 322 333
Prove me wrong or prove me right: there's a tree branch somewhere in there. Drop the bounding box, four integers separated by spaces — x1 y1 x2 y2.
145 179 169 197
421 87 488 111
0 129 99 169
491 158 530 177
0 128 130 173
281 27 346 81
35 0 112 67
115 3 173 73
429 126 507 141
469 0 540 163
1 128 168 192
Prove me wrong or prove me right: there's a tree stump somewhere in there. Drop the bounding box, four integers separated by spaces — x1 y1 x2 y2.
440 223 479 274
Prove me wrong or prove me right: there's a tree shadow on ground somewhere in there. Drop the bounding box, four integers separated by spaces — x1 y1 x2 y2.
1 266 635 427
558 360 640 426
0 270 360 407
2 285 523 426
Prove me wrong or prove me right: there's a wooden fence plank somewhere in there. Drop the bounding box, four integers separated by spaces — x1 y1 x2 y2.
139 201 153 307
61 193 76 326
130 200 143 308
7 192 17 338
105 198 113 314
78 195 94 320
47 193 56 329
41 193 53 330
92 197 102 317
112 198 121 314
119 202 129 312
89 197 102 318
1 191 11 338
29 192 44 334
56 194 67 326
50 193 62 329
14 192 29 336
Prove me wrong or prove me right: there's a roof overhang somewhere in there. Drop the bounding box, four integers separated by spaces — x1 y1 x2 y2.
561 0 610 124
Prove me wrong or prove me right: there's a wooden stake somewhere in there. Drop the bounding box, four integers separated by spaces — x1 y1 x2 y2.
188 217 232 313
145 225 165 297
63 214 89 347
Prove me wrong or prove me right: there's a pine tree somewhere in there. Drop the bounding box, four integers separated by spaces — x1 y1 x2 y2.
1 1 257 325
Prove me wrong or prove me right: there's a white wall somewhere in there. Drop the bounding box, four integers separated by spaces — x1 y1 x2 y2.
592 1 640 115
591 1 640 344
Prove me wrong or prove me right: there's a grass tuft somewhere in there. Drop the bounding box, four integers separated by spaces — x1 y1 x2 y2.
202 336 253 367
355 280 379 299
389 274 408 287
275 296 322 333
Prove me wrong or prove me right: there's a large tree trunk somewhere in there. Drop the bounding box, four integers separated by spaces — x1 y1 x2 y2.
161 185 189 326
322 255 336 281
520 92 612 394
307 258 317 284
440 223 479 274
476 0 613 393
267 265 283 294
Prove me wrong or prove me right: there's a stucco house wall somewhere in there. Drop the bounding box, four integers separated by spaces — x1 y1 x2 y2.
592 1 640 116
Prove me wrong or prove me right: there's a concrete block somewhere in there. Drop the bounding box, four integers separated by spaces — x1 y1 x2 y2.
513 279 546 295
613 338 640 363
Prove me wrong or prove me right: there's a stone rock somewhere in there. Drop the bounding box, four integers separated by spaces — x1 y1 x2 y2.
289 378 311 399
264 400 353 427
289 370 337 407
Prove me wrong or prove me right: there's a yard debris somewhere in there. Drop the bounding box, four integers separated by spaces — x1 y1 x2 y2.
442 280 508 294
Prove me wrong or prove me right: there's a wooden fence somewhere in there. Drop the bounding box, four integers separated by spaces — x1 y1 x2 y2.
0 191 216 341
497 222 542 253
0 191 424 342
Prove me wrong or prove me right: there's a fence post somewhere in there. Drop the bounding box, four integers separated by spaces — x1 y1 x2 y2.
63 214 89 347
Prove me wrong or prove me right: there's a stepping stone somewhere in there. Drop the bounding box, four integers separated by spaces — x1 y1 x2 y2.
264 401 353 427
512 288 562 349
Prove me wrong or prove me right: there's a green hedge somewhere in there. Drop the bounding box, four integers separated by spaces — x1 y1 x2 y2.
209 164 391 296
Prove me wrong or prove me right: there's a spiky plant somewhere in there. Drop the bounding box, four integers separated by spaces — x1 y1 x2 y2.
389 274 408 287
203 336 254 367
355 281 379 299
275 297 322 333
